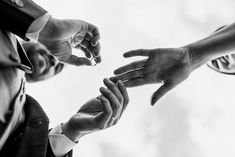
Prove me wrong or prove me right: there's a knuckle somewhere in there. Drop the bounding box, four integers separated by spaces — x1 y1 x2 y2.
106 108 113 115
119 95 124 104
113 102 120 110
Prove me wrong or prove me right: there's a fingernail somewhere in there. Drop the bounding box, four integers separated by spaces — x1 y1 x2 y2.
103 78 108 83
151 99 156 106
107 78 113 83
100 87 105 92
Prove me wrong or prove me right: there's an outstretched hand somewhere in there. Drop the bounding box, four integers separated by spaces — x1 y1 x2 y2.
110 48 192 105
39 18 101 66
62 79 129 141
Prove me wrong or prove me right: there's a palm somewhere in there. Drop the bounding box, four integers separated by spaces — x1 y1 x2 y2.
69 98 104 134
147 48 191 85
111 47 192 105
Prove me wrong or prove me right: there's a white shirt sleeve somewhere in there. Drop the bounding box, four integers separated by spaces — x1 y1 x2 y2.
49 124 77 157
26 13 51 41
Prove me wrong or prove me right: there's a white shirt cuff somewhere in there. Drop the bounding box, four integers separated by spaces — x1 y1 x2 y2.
26 13 51 41
49 124 77 157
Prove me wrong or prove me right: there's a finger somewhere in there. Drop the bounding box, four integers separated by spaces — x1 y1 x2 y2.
117 81 129 117
84 32 93 41
219 57 229 65
71 33 85 46
85 43 100 58
80 47 92 58
93 96 112 129
100 87 121 119
93 42 101 57
80 40 100 58
110 69 145 83
80 39 90 48
151 82 174 106
90 27 100 46
103 78 124 104
107 117 116 127
95 55 102 64
64 55 92 66
91 35 100 47
217 59 227 70
224 55 229 60
113 60 147 75
212 60 219 69
124 77 147 87
123 49 150 58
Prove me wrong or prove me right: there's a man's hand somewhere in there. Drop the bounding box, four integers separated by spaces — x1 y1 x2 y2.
39 18 101 66
110 48 192 105
62 79 129 142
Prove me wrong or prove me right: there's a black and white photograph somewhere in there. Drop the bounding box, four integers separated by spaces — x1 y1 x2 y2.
1 0 235 157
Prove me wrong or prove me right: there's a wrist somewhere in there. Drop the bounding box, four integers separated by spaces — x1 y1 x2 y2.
61 122 84 142
38 17 58 45
182 45 207 72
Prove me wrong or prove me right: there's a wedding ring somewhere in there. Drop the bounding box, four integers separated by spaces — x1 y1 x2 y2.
91 57 98 66
111 117 117 120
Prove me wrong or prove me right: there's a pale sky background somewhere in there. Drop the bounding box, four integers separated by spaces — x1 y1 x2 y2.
27 0 235 157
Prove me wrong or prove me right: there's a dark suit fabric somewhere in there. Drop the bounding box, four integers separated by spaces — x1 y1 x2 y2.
0 95 72 157
0 1 73 156
0 0 47 40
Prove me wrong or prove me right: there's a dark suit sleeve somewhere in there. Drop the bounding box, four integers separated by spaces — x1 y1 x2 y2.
0 0 47 40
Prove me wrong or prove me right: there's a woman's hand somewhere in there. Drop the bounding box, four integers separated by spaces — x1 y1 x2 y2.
110 47 192 105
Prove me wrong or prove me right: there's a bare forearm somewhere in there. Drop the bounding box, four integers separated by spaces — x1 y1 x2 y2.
186 23 235 70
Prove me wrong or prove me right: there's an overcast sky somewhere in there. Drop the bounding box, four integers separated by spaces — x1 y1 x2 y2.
27 0 235 157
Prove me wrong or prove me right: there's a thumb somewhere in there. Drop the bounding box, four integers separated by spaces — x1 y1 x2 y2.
64 55 92 66
151 82 174 106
